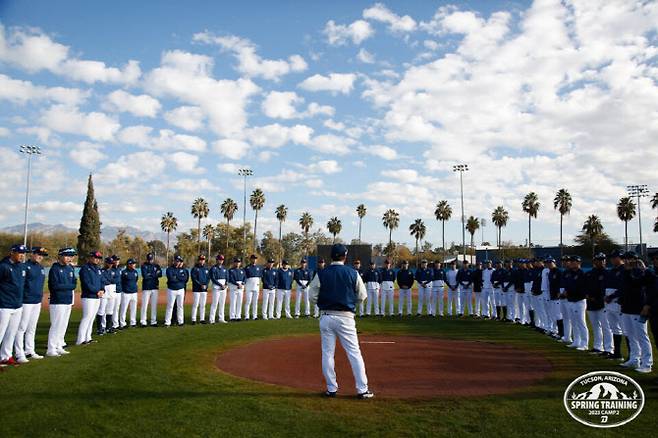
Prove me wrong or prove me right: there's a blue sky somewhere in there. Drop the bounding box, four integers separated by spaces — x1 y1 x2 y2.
0 0 657 249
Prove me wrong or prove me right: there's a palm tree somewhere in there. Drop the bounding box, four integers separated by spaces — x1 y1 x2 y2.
160 212 178 264
191 197 209 254
522 192 540 254
327 217 342 243
491 206 509 251
382 209 400 247
465 216 480 252
202 224 215 256
275 204 288 243
553 189 572 256
617 196 636 251
582 215 603 259
356 204 367 243
249 188 265 252
220 198 238 251
409 218 426 267
299 212 314 255
652 192 658 210
434 200 452 251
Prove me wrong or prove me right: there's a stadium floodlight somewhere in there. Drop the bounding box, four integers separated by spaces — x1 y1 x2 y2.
453 164 469 263
627 184 649 258
238 168 253 257
19 145 42 246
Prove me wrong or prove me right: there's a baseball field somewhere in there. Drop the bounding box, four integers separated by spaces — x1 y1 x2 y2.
1 292 656 437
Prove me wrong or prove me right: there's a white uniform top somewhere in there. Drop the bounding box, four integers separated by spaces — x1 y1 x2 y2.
541 268 550 292
446 269 458 287
482 268 494 289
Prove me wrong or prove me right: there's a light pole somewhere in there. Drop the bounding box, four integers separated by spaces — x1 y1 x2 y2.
453 164 469 263
627 184 649 258
19 145 41 246
238 168 253 258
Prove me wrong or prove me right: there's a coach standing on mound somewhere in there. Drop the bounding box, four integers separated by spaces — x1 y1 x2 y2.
309 244 373 399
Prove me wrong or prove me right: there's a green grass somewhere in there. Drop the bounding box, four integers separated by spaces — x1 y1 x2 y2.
2 300 656 437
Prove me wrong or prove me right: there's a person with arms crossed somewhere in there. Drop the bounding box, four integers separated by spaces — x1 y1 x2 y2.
140 253 162 327
191 255 210 324
46 247 77 357
209 254 228 324
14 247 47 363
0 244 27 367
309 243 373 399
77 251 104 344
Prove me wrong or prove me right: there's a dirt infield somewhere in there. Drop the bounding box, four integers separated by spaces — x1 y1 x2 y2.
216 335 552 398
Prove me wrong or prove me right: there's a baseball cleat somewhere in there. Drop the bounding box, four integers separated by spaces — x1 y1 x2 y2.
357 391 375 399
324 391 337 398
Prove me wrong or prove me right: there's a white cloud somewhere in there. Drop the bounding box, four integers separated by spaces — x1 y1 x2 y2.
213 139 250 159
97 151 166 181
0 127 9 137
0 25 141 85
164 106 205 132
69 141 107 169
168 151 201 173
298 73 357 94
193 32 307 81
217 163 245 174
40 105 120 141
245 123 313 148
305 160 342 174
118 125 206 152
144 50 260 138
307 134 355 155
0 74 88 105
324 19 374 45
261 91 335 119
360 144 398 160
103 90 161 118
323 119 346 131
357 48 375 64
363 3 417 32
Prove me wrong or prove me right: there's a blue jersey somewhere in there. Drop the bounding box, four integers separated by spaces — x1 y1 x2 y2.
140 263 162 290
294 268 312 287
245 264 262 278
111 266 123 292
277 268 294 290
396 269 414 289
191 264 210 291
209 265 228 286
363 268 381 283
0 258 26 309
380 268 396 282
166 266 189 290
415 267 433 284
432 268 446 282
79 263 103 299
48 262 76 305
228 268 246 286
121 268 139 293
262 267 278 290
456 269 473 287
23 259 45 304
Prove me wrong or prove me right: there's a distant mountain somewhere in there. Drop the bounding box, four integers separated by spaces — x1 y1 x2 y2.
572 383 630 400
0 223 169 242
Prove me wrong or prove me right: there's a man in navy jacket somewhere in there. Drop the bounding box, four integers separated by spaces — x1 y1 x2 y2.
261 258 278 320
0 244 27 367
14 247 47 363
209 254 228 324
120 258 139 328
191 255 210 324
77 250 104 345
165 255 189 326
396 260 414 316
46 247 77 357
140 253 162 327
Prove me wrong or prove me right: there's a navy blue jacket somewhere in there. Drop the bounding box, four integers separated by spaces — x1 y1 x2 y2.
586 267 606 311
548 267 562 299
140 263 162 290
191 264 210 292
317 264 359 313
396 269 414 289
499 268 513 292
209 265 228 286
166 266 189 290
415 267 433 286
48 262 76 305
294 268 311 287
491 269 502 289
277 268 294 290
456 269 473 287
432 268 446 282
101 267 116 287
0 257 26 309
262 267 278 290
80 263 103 299
121 268 139 293
380 268 396 282
363 268 381 283
512 268 525 292
23 259 45 304
531 267 543 295
111 266 123 293
245 264 262 279
619 268 649 315
228 268 245 286
565 268 587 302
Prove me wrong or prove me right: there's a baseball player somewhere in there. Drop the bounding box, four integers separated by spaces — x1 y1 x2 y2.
244 255 262 321
379 259 396 316
530 259 546 331
119 258 139 328
586 253 610 355
396 260 414 316
500 260 514 321
563 255 588 350
308 243 373 399
559 256 574 343
293 259 312 318
228 257 245 321
97 257 117 335
0 244 27 367
276 260 293 319
77 251 104 344
363 261 381 316
191 255 210 324
431 262 446 317
46 247 77 357
208 254 228 324
353 260 366 316
546 257 563 339
261 258 278 320
472 262 483 317
312 258 326 318
14 247 47 363
512 260 529 324
491 260 503 320
165 255 189 326
456 260 473 317
445 261 459 316
603 250 625 359
415 259 432 316
481 260 494 319
140 253 162 327
110 255 122 331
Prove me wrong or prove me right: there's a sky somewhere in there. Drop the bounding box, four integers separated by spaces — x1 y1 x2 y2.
0 0 657 249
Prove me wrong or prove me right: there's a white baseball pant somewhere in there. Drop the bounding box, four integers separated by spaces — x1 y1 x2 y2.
47 304 71 355
366 282 380 316
192 292 208 322
398 288 412 315
262 288 276 319
209 283 227 323
295 282 310 317
76 298 100 345
244 278 260 320
380 281 394 315
0 307 23 361
229 284 244 320
120 293 138 327
165 288 185 325
14 303 41 359
140 289 159 325
622 313 653 368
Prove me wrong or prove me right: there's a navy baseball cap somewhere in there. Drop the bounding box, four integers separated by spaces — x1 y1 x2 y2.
593 253 606 261
174 255 184 262
369 260 375 265
569 255 582 262
216 254 225 261
232 257 241 263
623 251 638 260
10 244 28 253
609 249 624 258
249 254 257 259
146 253 154 260
89 251 103 259
421 259 428 264
300 258 307 263
198 254 206 260
127 258 137 265
31 246 48 256
267 258 275 263
58 247 77 256
544 257 555 263
111 255 120 261
104 256 114 264
331 244 348 259
282 259 289 265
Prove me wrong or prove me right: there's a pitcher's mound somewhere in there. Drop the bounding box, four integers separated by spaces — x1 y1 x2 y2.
216 335 551 398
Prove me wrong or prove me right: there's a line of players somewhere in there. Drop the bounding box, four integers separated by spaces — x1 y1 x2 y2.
1 244 656 374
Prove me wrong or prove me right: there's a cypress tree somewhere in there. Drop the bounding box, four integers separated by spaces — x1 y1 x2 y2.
77 174 102 264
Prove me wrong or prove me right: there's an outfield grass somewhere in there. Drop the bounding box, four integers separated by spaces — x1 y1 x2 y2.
1 300 656 437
